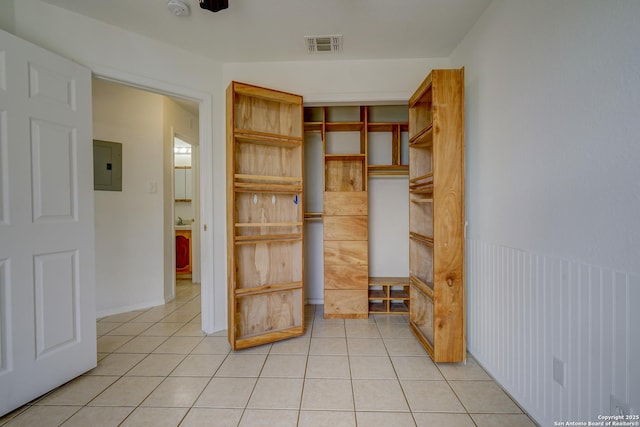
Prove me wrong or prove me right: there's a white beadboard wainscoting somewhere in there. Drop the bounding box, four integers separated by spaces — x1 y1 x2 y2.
467 239 639 427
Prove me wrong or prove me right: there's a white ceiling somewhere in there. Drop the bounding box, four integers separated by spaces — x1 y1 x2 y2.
40 0 491 62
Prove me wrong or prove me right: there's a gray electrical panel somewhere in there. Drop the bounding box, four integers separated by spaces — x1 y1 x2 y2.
93 140 122 191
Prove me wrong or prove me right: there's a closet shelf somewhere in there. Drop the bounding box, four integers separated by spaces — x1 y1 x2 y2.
368 165 409 176
409 125 433 147
410 232 434 247
235 130 303 148
234 233 302 244
234 182 302 193
325 154 366 162
325 122 363 132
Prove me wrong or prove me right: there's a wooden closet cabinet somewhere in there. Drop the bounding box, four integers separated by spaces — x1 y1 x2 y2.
408 68 466 362
226 82 305 350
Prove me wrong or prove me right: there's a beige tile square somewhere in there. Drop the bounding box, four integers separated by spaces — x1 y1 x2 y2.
298 411 356 427
152 336 202 354
106 322 153 336
384 338 428 356
449 381 522 413
180 408 243 427
260 354 307 378
86 353 146 376
96 322 121 336
347 338 388 356
159 311 198 323
88 376 164 406
131 310 169 323
247 378 303 410
37 376 118 406
391 356 444 380
171 354 226 376
125 354 185 376
239 409 298 427
194 377 257 408
352 379 409 412
377 323 415 339
5 405 80 427
112 336 167 353
215 354 266 377
470 414 538 427
345 323 380 338
141 376 209 407
140 322 184 336
233 343 272 355
189 314 202 324
270 337 310 354
120 407 188 427
99 311 144 323
309 337 348 355
437 356 492 380
96 335 131 353
301 378 353 411
374 314 408 324
414 412 475 427
312 322 346 338
306 355 350 379
60 406 133 427
356 412 416 427
96 353 109 362
349 356 396 379
400 380 465 412
191 336 232 354
173 323 206 337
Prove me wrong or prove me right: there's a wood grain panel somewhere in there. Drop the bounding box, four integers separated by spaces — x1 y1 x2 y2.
323 192 368 216
324 241 368 266
325 159 364 192
235 289 303 339
324 290 368 318
323 216 368 241
324 265 368 290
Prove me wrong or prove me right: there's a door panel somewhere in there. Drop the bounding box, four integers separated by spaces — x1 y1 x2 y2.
227 81 304 350
0 29 95 416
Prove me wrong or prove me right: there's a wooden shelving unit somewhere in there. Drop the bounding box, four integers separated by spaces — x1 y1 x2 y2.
408 69 465 362
368 277 410 314
226 81 305 350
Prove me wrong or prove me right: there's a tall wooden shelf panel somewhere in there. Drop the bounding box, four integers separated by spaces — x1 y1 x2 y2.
323 106 369 318
227 81 305 350
408 69 465 362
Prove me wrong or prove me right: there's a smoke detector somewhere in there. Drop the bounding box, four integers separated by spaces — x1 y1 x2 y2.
167 0 191 17
305 35 343 54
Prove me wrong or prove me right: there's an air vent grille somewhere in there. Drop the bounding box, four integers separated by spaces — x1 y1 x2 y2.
305 35 342 54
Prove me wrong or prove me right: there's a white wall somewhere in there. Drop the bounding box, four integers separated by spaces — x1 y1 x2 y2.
451 1 640 425
92 79 165 315
0 1 15 34
11 0 226 331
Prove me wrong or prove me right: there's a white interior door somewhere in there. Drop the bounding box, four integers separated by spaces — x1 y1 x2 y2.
0 29 96 416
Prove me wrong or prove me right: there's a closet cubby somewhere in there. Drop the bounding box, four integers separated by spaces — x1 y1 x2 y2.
368 277 410 314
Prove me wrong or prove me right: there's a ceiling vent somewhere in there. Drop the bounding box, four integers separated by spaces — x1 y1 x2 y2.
305 35 342 54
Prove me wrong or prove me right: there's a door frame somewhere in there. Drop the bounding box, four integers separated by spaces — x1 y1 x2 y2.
91 66 219 334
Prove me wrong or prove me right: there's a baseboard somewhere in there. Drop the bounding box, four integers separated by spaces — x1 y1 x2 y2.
96 298 166 319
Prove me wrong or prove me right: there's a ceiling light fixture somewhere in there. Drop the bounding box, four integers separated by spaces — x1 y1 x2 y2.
167 0 191 17
199 0 229 13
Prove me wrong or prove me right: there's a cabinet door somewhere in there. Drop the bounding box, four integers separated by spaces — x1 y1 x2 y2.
227 82 304 350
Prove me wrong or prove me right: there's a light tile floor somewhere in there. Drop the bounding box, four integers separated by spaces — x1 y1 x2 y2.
1 282 538 426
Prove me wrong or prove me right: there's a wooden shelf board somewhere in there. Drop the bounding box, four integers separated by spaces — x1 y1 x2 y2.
235 281 303 298
304 212 323 221
325 122 363 132
368 289 386 299
304 122 323 132
409 275 434 299
235 234 302 244
369 277 410 285
389 289 410 299
410 232 434 247
368 301 387 313
235 130 303 148
235 222 303 228
409 125 433 148
234 182 303 193
389 301 410 313
235 174 302 184
408 73 432 107
367 122 408 132
367 165 409 177
325 154 366 162
410 197 433 204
